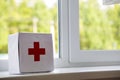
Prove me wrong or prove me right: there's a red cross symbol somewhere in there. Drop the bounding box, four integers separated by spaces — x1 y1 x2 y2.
28 42 46 61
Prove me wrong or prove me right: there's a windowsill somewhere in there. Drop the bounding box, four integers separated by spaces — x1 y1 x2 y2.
0 66 120 80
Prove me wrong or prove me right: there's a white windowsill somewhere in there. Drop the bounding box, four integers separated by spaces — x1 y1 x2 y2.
0 66 120 80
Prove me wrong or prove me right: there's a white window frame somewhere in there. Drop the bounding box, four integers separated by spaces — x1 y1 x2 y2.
69 0 120 66
0 0 71 71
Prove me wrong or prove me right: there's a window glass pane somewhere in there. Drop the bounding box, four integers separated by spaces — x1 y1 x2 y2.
79 0 120 50
0 0 58 58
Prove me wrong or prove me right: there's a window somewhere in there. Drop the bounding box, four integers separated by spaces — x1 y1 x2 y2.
0 0 71 70
0 0 59 71
0 0 58 55
69 0 120 65
1 0 120 71
80 0 120 50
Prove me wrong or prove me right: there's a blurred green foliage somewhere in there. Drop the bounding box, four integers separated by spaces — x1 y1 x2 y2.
80 0 120 50
0 0 58 54
1 0 120 54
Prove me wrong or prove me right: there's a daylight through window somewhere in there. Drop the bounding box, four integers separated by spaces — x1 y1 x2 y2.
79 0 120 50
0 0 59 58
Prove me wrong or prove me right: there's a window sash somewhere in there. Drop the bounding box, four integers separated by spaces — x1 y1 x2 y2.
69 0 120 64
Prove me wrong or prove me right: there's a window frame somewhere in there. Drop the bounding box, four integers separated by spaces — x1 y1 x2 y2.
69 0 120 66
1 0 120 71
0 0 71 71
54 0 70 67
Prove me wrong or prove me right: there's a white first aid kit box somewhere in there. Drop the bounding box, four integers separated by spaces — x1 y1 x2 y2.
8 33 54 74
